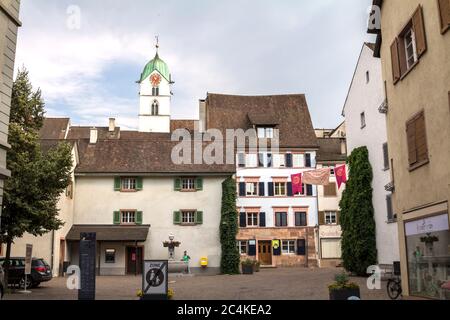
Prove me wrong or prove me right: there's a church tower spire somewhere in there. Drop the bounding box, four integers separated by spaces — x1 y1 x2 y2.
138 38 172 133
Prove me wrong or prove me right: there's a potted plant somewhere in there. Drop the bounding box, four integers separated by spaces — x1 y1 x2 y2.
328 273 360 300
254 261 261 272
241 259 255 275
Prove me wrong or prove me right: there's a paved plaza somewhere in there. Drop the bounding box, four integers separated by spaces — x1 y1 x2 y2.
4 267 389 300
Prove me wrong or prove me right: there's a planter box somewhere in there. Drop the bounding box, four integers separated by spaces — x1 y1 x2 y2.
242 264 254 275
329 288 360 300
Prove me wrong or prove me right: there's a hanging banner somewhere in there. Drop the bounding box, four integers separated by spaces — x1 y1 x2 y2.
291 173 302 195
302 168 330 186
335 165 347 189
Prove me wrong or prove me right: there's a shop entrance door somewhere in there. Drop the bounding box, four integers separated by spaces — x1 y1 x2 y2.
258 241 272 265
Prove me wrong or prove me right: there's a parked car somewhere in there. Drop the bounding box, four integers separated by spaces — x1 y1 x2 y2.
0 265 5 299
0 257 52 289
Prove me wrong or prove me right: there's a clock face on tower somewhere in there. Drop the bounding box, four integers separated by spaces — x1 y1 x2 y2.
150 73 162 88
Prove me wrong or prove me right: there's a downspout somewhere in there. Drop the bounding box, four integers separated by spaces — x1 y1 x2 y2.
51 230 55 275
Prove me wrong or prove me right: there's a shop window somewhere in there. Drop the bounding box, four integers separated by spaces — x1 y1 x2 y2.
282 240 296 254
405 214 450 300
105 249 116 264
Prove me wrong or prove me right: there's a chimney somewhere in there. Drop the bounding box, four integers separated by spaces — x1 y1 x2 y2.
109 118 116 132
90 127 98 144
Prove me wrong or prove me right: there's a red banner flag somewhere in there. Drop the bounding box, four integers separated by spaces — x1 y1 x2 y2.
335 165 347 189
291 173 302 195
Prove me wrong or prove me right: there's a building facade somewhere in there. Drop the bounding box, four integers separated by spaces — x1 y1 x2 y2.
370 0 450 299
0 0 20 231
315 124 347 268
342 42 400 269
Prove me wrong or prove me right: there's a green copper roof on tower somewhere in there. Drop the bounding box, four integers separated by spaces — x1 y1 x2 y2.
140 52 170 83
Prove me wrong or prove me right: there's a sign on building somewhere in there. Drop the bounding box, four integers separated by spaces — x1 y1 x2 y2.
142 260 168 300
25 244 33 275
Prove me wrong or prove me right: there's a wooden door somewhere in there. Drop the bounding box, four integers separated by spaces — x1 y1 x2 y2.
126 247 143 275
258 241 272 265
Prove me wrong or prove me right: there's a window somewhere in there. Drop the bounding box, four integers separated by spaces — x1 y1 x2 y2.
182 211 196 224
366 71 370 83
151 100 159 115
237 241 248 255
274 182 287 196
360 112 366 128
324 183 337 197
237 153 246 168
257 127 274 139
386 194 395 222
406 111 428 170
292 154 305 168
322 165 335 176
295 212 308 227
121 211 136 224
258 153 265 167
404 28 418 69
247 213 259 227
121 178 137 191
383 143 390 170
182 178 195 191
65 181 73 199
438 0 450 34
152 87 159 96
246 182 258 196
325 211 337 225
273 154 286 168
275 212 288 227
245 153 258 168
282 240 296 254
105 249 116 264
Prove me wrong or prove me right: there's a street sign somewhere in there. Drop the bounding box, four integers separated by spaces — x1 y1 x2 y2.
25 244 33 275
78 232 96 300
142 260 168 300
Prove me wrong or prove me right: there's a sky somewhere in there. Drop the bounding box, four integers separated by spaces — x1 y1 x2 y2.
15 0 376 130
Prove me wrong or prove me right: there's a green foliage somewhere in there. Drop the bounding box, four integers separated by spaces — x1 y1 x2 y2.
339 146 378 276
328 272 359 291
220 177 240 275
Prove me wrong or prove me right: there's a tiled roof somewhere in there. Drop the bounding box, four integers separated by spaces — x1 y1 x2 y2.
316 138 347 162
39 118 69 140
205 94 318 148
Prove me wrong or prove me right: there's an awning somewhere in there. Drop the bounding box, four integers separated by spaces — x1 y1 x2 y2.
66 225 150 242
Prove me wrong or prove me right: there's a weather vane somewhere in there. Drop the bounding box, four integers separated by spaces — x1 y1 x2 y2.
155 35 159 52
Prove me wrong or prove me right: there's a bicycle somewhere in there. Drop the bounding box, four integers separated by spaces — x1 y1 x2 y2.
387 261 402 300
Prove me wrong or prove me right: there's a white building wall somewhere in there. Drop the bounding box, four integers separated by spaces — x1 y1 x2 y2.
343 44 399 265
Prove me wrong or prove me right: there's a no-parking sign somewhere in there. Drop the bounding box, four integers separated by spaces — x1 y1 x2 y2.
142 260 168 300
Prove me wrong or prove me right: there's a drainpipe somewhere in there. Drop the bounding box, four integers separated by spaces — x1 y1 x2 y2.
51 230 55 275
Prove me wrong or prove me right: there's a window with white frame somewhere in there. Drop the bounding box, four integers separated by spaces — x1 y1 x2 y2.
282 240 296 254
404 28 417 69
245 153 258 168
246 182 258 196
325 211 338 225
293 154 305 168
182 178 195 191
273 154 286 168
360 112 366 128
257 127 274 139
247 213 259 227
182 211 196 224
121 178 137 191
237 241 248 255
121 211 136 224
274 182 287 196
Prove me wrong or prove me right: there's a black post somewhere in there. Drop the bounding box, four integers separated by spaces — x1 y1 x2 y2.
78 232 96 300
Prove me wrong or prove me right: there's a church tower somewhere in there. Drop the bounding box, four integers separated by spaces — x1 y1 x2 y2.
138 41 172 133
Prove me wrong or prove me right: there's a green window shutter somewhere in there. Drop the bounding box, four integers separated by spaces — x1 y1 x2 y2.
114 177 121 191
173 211 181 224
113 211 121 224
174 178 182 191
136 177 143 191
136 211 143 225
195 177 203 191
195 211 203 225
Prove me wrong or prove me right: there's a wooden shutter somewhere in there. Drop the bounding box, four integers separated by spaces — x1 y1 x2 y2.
305 153 312 168
268 182 274 196
390 39 401 84
318 211 325 225
239 182 246 197
415 113 428 163
438 0 450 33
336 212 340 225
248 242 257 256
406 118 417 165
136 211 143 225
136 177 143 191
297 239 306 256
258 182 265 196
383 143 390 169
173 211 181 225
412 6 427 57
259 212 266 227
324 183 337 197
386 195 394 221
195 177 203 191
306 184 313 196
113 211 121 225
114 177 121 191
174 178 182 191
285 153 293 168
195 211 203 224
287 182 293 197
239 212 247 228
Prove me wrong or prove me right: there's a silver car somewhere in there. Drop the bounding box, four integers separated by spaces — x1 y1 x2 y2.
0 265 4 299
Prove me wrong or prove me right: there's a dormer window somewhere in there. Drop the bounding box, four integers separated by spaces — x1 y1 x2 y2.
151 100 159 116
257 127 274 139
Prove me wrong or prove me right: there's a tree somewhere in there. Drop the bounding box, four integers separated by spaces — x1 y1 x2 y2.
0 68 73 286
339 146 378 276
220 177 240 274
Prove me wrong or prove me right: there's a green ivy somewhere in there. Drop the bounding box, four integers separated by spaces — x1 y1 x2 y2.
220 177 240 274
339 147 378 276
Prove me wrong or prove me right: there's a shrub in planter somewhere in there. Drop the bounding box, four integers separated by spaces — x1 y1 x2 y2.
241 259 255 275
254 261 261 272
328 273 360 300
